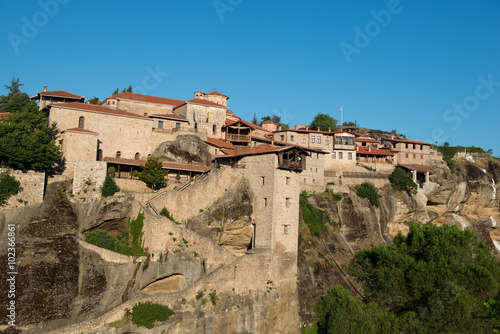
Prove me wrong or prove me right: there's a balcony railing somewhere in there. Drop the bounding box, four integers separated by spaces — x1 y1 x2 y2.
279 160 304 171
227 134 251 142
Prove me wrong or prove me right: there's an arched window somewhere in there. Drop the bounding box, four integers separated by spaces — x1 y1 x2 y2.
78 116 84 128
213 124 217 134
97 149 103 161
194 122 198 130
134 152 140 160
116 151 121 158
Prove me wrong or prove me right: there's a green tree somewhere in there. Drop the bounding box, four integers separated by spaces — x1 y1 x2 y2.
87 96 99 105
0 171 21 206
101 176 120 197
309 113 337 132
389 167 417 195
342 121 356 127
112 88 119 95
126 85 133 92
135 156 167 190
0 101 62 170
0 77 31 114
355 182 380 206
251 113 258 125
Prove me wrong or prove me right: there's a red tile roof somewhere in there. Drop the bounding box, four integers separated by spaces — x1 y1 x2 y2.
355 137 379 143
111 92 185 106
356 146 393 156
273 128 358 136
206 91 228 98
0 112 9 119
224 118 269 132
382 138 431 146
215 144 315 159
205 137 235 150
37 90 84 99
103 157 210 172
51 103 151 119
262 120 275 125
150 114 189 122
62 127 98 134
184 98 227 108
398 164 434 173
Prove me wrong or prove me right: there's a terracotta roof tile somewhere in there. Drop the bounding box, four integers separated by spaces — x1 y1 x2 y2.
224 118 268 132
262 120 275 124
356 146 393 156
52 102 151 120
62 127 98 134
37 90 84 99
355 137 379 143
205 137 234 150
382 138 431 146
111 92 185 106
103 157 210 172
185 98 227 108
206 91 228 98
215 144 315 159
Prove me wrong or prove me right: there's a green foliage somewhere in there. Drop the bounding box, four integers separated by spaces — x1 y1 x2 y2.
101 176 120 197
160 207 179 224
342 121 356 127
437 145 486 171
136 156 167 190
312 224 500 333
107 166 115 177
326 181 335 186
87 96 99 105
112 88 119 95
309 113 337 132
84 213 146 256
0 95 62 170
131 302 174 329
251 113 258 125
355 182 381 206
324 188 342 201
196 290 204 300
209 290 218 305
300 194 328 238
0 171 21 206
302 323 318 334
389 167 417 195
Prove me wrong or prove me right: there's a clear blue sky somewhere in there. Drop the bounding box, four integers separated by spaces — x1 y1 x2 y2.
1 1 499 154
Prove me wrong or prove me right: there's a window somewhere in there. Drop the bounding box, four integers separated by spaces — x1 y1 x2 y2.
406 143 409 149
317 136 321 144
158 121 164 129
348 152 353 160
302 138 306 144
112 101 115 105
290 135 294 141
406 153 409 158
194 122 198 130
332 152 336 159
311 136 315 143
116 151 121 158
97 149 103 161
339 152 343 159
144 113 147 116
413 154 416 159
176 122 180 129
348 137 354 145
286 198 290 207
78 116 84 128
213 124 217 134
281 135 285 141
326 138 329 145
286 177 290 185
420 154 423 159
264 198 268 207
283 225 289 235
135 152 140 160
420 145 423 150
413 144 416 149
262 176 265 185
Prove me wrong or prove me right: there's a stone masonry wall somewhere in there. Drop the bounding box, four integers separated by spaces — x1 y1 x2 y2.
0 168 45 211
73 161 107 198
117 99 175 116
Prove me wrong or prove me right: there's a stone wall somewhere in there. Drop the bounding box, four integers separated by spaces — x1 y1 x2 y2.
117 99 175 116
0 168 45 210
61 130 98 178
301 152 326 190
73 161 107 198
150 166 246 222
113 178 152 193
175 103 226 139
324 151 357 172
340 172 389 187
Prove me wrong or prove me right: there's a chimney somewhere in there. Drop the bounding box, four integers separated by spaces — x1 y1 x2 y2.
43 85 47 92
271 138 274 147
391 134 395 139
278 125 282 131
368 146 371 152
306 125 309 130
328 127 331 132
294 125 297 130
356 146 359 151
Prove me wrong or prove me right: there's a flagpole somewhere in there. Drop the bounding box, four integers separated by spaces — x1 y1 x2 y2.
337 106 343 128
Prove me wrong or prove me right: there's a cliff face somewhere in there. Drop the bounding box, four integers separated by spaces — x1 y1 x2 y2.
297 157 500 328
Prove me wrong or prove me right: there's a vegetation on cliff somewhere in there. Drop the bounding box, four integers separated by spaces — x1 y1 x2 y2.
0 170 21 205
355 182 381 206
135 156 167 190
310 223 500 333
299 191 329 238
84 212 146 256
389 167 417 195
130 301 175 329
101 176 120 197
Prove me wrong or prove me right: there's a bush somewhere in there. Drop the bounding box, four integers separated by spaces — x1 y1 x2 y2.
389 167 417 195
131 302 174 329
101 176 120 197
0 171 21 206
355 182 381 206
300 194 328 238
107 166 115 177
324 188 342 201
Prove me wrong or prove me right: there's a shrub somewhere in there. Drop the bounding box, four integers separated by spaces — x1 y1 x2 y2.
107 166 115 177
209 290 218 305
160 207 179 224
389 167 417 195
135 156 167 190
0 171 21 206
101 176 120 197
355 182 381 206
324 188 342 201
300 194 328 238
131 302 174 329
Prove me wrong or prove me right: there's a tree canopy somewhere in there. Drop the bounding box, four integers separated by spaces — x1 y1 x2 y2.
135 156 167 190
389 167 417 195
313 223 500 333
309 113 337 132
0 78 62 170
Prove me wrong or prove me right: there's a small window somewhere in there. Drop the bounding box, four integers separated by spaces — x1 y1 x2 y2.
311 136 315 143
413 154 416 159
286 177 290 185
332 152 336 159
413 144 416 149
406 153 409 158
194 122 198 129
339 152 343 159
262 176 265 185
420 145 423 150
280 135 285 141
144 113 147 116
286 198 290 207
326 138 329 145
158 121 164 129
317 136 321 144
406 143 409 149
348 152 353 160
116 151 121 158
112 101 115 105
135 152 140 160
290 135 294 141
420 154 423 159
97 149 103 161
264 198 268 207
176 122 181 129
213 124 217 134
302 138 306 144
78 116 84 128
283 225 289 235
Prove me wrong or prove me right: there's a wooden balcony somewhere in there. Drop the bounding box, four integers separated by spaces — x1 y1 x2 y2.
226 133 251 142
279 160 304 171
